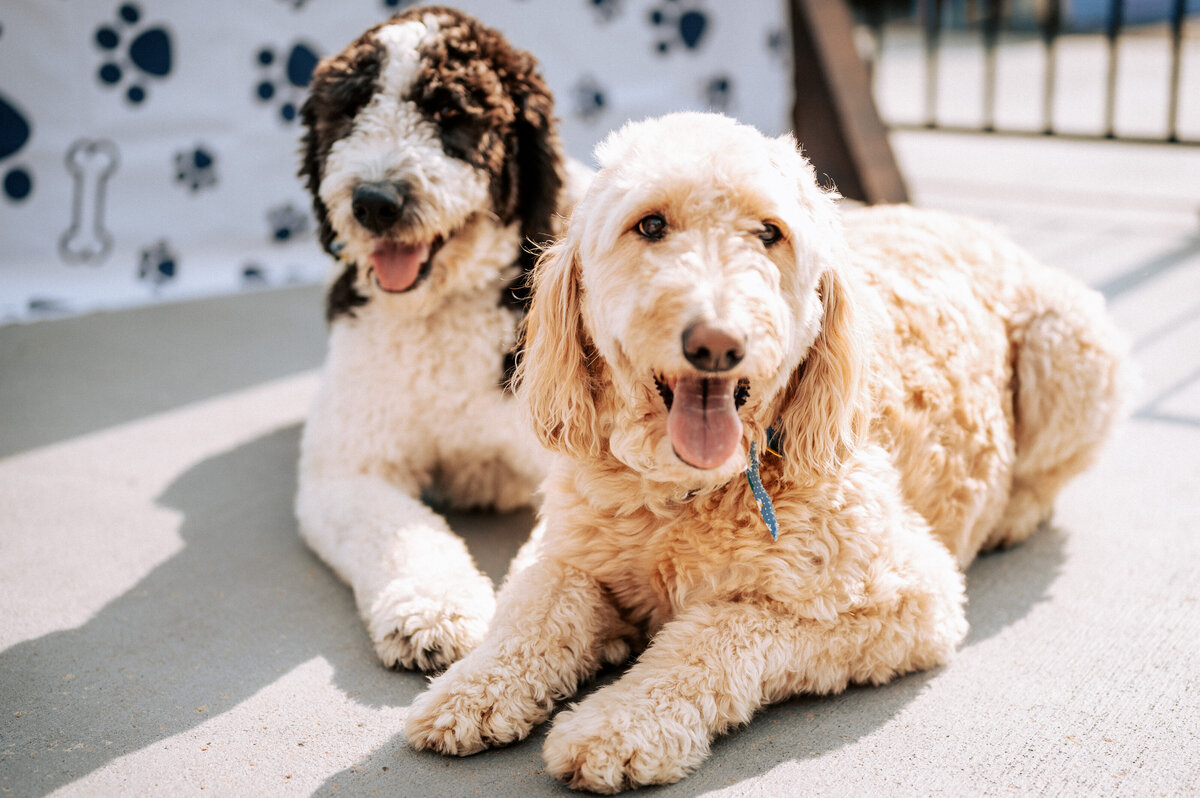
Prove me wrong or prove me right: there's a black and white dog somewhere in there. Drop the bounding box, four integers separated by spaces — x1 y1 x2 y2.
296 6 587 671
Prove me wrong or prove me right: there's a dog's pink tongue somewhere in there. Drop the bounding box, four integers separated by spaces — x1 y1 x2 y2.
371 241 429 292
667 377 743 469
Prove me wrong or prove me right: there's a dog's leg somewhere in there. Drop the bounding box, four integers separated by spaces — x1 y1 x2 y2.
501 516 545 582
404 556 634 755
296 472 496 671
988 284 1127 551
542 553 965 791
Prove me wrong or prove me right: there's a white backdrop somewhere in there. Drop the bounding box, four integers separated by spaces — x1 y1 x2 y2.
0 0 792 324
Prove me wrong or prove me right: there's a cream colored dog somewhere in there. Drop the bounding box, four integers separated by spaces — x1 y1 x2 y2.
404 112 1127 792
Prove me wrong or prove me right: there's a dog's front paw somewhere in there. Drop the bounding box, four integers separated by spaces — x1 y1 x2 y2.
543 700 708 793
367 578 495 672
404 659 553 755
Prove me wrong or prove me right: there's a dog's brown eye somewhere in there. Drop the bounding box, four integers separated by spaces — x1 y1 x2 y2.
759 222 782 246
636 214 667 241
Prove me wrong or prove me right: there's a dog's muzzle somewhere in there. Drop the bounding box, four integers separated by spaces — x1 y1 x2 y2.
658 321 749 469
351 180 442 294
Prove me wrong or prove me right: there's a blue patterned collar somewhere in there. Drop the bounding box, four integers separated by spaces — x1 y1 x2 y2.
745 426 783 540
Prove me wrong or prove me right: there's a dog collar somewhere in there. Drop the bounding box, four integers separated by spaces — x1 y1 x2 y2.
746 426 783 540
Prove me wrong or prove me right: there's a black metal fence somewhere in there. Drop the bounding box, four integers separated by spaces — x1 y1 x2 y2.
853 0 1200 145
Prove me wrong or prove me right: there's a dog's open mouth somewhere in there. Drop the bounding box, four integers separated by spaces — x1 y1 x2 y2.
370 236 444 293
655 375 751 470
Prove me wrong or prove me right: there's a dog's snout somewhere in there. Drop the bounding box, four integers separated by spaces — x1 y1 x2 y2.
352 182 405 234
682 321 745 373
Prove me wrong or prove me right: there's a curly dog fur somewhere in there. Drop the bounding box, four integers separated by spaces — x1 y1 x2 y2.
404 113 1127 790
294 7 587 672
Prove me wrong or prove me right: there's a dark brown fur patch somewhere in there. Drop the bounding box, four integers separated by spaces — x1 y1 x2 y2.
406 8 564 390
299 32 385 256
325 262 368 322
409 7 563 305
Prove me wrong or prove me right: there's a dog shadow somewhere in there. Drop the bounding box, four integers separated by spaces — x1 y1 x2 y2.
1 418 1063 796
0 423 534 797
314 525 1068 796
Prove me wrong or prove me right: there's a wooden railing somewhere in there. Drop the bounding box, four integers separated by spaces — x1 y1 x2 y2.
855 0 1199 145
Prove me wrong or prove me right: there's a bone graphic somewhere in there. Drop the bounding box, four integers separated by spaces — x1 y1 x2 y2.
59 138 119 263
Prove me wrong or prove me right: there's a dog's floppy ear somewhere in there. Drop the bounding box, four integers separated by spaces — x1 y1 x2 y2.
500 62 564 309
516 88 563 243
298 75 336 256
298 40 383 256
776 263 870 480
767 131 867 477
517 235 600 459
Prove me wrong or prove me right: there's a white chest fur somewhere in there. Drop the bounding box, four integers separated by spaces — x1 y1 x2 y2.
302 284 543 510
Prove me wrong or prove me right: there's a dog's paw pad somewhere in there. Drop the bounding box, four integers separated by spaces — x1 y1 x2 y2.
543 705 699 792
985 488 1052 551
368 583 494 672
405 694 489 756
405 672 547 755
375 618 478 672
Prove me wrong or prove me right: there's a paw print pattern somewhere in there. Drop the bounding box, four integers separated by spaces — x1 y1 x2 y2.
589 0 623 22
241 262 269 286
94 3 173 106
137 240 178 287
572 75 608 122
704 74 734 112
649 0 709 54
267 202 309 243
0 93 33 202
254 42 319 124
174 144 217 192
767 28 787 62
26 297 73 317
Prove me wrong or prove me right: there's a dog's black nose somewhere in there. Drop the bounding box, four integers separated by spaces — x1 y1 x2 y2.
351 182 404 234
682 321 745 372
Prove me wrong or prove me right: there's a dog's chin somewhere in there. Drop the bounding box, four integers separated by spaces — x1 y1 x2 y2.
631 437 748 492
369 235 445 293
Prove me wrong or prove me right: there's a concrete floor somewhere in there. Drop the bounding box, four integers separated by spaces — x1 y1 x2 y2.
2 131 1199 796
